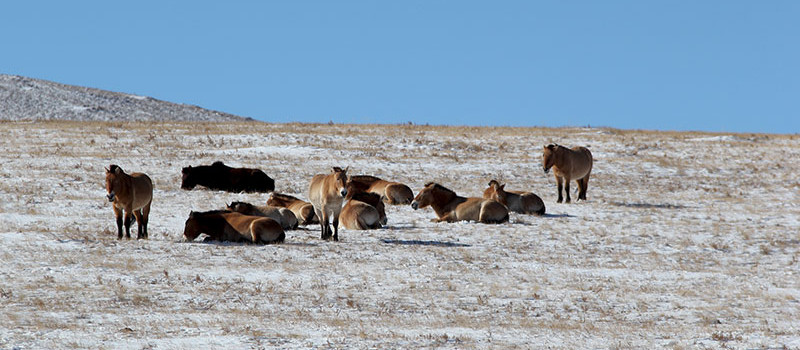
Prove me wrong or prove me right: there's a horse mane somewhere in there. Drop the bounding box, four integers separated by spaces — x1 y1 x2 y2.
190 209 233 217
424 182 455 195
271 192 301 201
228 201 252 208
212 161 226 167
350 175 381 182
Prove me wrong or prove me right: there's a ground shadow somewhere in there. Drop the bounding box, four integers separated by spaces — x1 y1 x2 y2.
610 202 687 210
381 239 471 248
541 213 575 218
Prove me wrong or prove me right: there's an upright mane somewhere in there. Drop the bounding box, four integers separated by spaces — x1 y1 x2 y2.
350 175 381 182
190 209 232 217
425 182 455 195
271 193 301 201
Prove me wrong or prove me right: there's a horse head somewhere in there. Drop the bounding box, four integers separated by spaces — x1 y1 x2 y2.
183 211 201 241
332 166 349 198
542 144 558 173
105 165 123 202
180 166 196 190
411 182 439 210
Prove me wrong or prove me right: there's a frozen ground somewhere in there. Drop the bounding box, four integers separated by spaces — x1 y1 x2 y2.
0 121 798 349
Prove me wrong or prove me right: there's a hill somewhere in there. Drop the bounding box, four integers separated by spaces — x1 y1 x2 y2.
0 74 248 122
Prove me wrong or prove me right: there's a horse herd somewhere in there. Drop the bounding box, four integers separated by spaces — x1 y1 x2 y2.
103 144 593 244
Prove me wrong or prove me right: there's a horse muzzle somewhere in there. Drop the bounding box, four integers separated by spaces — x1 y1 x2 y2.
106 192 116 202
411 201 419 210
340 189 348 197
543 167 550 174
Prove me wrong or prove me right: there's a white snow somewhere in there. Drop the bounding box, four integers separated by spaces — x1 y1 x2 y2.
0 122 797 349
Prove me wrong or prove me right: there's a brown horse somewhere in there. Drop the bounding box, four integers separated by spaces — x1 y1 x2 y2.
267 193 319 226
483 180 545 215
411 182 508 223
542 144 593 203
308 167 349 241
340 183 387 230
348 175 414 205
182 210 285 244
226 201 299 230
105 165 153 239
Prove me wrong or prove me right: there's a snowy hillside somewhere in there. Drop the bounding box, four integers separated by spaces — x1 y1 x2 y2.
0 74 247 122
0 121 798 349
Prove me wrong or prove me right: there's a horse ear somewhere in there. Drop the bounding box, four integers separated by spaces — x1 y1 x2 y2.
114 166 122 174
500 184 505 190
105 166 111 173
344 166 349 173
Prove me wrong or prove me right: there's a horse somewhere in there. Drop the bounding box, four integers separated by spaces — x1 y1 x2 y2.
105 165 153 239
308 167 349 241
340 183 387 230
483 180 545 215
542 144 593 203
267 193 319 226
411 182 508 224
182 210 285 244
348 175 414 205
181 161 274 193
226 201 299 230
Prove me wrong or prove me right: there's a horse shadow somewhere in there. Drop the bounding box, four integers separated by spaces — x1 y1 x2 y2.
610 202 687 210
381 239 471 248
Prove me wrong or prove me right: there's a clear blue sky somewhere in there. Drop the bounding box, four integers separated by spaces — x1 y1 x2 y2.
2 1 798 133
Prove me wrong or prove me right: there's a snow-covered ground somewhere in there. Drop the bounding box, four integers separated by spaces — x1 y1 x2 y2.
0 121 798 349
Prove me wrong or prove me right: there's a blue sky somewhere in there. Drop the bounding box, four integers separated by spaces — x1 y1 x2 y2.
2 1 798 133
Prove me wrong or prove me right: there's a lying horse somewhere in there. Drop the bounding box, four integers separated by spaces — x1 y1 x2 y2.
267 193 318 226
542 144 593 203
348 175 414 205
411 182 508 223
483 180 545 215
308 167 349 241
105 165 153 239
181 161 274 193
340 183 387 230
182 210 284 244
226 201 299 230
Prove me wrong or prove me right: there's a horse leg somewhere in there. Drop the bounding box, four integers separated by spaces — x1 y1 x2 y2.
564 178 572 203
141 201 151 239
132 210 144 239
123 211 133 239
332 213 340 242
579 174 590 201
556 175 564 203
114 206 124 239
317 208 329 240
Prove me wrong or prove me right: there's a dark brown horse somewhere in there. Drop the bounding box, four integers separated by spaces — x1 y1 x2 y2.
411 182 508 223
267 193 318 226
542 144 593 203
308 167 349 241
483 180 545 215
226 201 299 230
181 161 274 193
105 165 153 239
348 175 414 205
182 210 284 244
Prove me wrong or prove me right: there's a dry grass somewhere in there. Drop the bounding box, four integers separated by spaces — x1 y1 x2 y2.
0 121 798 349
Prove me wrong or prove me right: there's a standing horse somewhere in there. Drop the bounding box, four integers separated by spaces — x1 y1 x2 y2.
182 210 284 244
226 201 299 230
267 193 319 226
308 167 349 241
105 165 153 239
348 175 414 205
483 180 545 215
340 183 387 230
411 182 508 223
542 144 593 203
